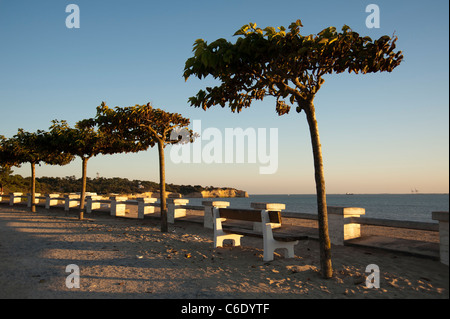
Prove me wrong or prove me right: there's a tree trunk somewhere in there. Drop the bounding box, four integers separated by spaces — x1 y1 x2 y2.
30 162 36 213
304 101 333 279
79 157 89 220
157 140 168 232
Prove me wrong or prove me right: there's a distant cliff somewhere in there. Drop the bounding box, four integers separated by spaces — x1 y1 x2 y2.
130 188 248 199
186 188 249 198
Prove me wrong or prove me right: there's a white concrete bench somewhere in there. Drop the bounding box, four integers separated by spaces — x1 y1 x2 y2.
109 196 129 216
86 196 156 218
85 195 111 213
213 207 308 262
203 201 230 229
26 193 42 207
45 194 64 209
167 198 189 223
110 197 159 219
9 192 23 205
64 195 80 211
137 197 157 219
432 211 449 266
328 206 366 245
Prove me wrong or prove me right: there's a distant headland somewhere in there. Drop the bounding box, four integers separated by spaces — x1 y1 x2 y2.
0 174 248 198
185 188 248 198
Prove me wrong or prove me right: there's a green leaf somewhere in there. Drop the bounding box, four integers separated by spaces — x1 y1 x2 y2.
342 25 351 32
294 19 303 27
264 26 276 36
201 52 209 67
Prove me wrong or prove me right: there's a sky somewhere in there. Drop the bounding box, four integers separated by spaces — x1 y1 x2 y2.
0 0 448 195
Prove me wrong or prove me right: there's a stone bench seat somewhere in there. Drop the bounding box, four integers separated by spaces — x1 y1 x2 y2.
213 207 309 262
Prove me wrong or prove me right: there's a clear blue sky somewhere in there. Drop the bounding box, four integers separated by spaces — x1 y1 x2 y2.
0 0 448 194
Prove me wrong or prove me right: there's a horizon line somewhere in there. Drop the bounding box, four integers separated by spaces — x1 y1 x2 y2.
249 193 449 196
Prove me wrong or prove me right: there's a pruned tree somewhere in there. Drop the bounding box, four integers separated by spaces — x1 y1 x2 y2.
0 135 13 194
94 102 195 232
0 129 74 212
183 20 403 278
0 164 12 194
48 119 141 219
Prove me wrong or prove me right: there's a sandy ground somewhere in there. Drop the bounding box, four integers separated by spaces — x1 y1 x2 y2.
0 204 448 300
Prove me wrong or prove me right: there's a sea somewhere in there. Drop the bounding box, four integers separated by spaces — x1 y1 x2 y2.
184 194 449 223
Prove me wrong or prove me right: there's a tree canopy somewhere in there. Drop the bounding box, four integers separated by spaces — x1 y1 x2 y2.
184 20 403 114
94 102 194 147
1 129 73 168
49 119 139 160
0 129 74 211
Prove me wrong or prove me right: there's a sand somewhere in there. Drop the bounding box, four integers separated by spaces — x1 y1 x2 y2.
0 204 448 300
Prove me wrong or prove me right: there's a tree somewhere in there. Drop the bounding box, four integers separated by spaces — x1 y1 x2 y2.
183 20 403 278
48 119 140 219
0 130 74 212
0 165 12 194
0 135 13 194
94 102 195 232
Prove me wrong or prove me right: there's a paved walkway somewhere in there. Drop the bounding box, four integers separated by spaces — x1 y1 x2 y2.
2 202 441 261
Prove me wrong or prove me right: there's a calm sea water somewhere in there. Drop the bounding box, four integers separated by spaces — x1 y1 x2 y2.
185 194 449 223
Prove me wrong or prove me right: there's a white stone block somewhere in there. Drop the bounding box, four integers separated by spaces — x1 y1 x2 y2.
328 206 365 245
251 202 284 232
167 199 189 223
27 193 41 207
202 201 230 229
64 195 79 211
45 194 61 209
432 211 449 266
250 202 286 211
110 196 128 216
137 198 157 219
10 193 23 205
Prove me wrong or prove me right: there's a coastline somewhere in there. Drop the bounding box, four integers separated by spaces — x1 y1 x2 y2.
185 193 449 224
0 204 447 299
249 193 450 195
